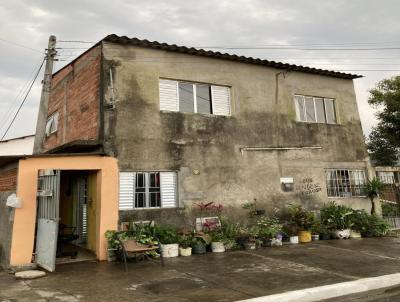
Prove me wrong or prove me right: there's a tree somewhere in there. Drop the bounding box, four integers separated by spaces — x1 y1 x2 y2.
367 76 400 165
367 127 398 166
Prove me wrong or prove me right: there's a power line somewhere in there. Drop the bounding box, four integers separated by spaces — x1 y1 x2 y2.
0 37 43 53
1 58 45 141
0 56 45 133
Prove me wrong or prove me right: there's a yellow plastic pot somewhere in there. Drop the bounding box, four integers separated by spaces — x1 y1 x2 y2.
298 231 312 243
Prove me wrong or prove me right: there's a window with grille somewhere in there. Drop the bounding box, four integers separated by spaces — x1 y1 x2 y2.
377 172 395 184
294 95 336 124
159 79 231 116
326 169 367 198
119 171 177 210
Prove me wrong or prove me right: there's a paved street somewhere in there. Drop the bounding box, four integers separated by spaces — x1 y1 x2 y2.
1 238 400 302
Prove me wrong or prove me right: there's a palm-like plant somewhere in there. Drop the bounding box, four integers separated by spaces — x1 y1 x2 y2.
365 178 384 215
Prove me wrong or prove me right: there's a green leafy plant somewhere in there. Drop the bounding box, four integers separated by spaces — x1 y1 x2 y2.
178 233 193 248
154 225 179 244
382 202 400 217
286 204 315 232
105 230 120 249
320 202 353 230
256 216 283 239
366 178 384 215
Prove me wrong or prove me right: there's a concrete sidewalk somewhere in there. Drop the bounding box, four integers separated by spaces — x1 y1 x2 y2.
1 237 400 302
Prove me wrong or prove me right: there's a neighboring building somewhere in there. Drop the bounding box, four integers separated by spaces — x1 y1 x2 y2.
375 166 400 203
1 34 374 270
0 134 34 156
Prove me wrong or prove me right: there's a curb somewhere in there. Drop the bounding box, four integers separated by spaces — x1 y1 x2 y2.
238 273 400 302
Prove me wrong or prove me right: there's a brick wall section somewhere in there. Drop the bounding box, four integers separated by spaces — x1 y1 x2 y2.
43 46 102 152
0 168 17 192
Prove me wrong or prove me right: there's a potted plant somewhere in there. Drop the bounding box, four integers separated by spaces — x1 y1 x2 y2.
209 229 226 253
236 226 259 250
178 233 193 256
105 230 120 261
318 224 331 240
283 224 299 244
192 237 207 254
256 216 283 247
155 225 179 258
310 221 321 241
220 219 240 250
349 210 366 239
320 202 353 239
242 199 265 217
287 204 315 243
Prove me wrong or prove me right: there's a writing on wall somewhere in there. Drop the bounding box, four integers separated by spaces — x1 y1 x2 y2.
296 178 322 195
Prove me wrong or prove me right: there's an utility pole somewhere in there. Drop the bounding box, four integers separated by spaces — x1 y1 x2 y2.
33 35 57 154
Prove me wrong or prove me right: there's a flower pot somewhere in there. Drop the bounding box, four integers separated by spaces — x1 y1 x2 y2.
290 236 299 244
244 241 256 250
298 231 312 243
179 247 192 257
160 243 179 258
334 229 351 239
350 230 362 239
192 242 206 254
312 234 320 241
320 233 331 240
107 248 118 262
211 242 225 253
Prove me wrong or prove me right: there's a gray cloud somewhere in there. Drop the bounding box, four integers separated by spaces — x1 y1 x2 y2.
1 0 399 139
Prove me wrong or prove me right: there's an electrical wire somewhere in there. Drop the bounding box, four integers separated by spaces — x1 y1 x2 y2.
0 58 45 141
0 55 45 133
0 37 43 53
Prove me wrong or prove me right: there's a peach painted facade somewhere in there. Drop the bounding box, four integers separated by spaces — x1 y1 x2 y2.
10 155 119 266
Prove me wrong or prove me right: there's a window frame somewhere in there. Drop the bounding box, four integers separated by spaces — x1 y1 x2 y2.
45 112 59 137
177 81 213 115
325 169 367 198
119 171 177 210
294 94 337 124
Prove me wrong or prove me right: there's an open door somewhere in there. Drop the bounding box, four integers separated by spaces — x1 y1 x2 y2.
36 169 60 272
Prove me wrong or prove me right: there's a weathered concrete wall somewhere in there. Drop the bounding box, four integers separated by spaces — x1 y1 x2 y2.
41 46 102 152
102 43 371 221
0 191 15 268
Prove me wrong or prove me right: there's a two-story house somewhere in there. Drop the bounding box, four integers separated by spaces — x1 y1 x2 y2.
2 34 373 270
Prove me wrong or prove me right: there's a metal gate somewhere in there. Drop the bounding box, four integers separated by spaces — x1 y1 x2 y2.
36 170 60 272
77 177 88 244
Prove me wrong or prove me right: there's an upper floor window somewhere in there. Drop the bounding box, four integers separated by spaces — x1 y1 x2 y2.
326 169 366 198
45 112 59 137
294 95 336 124
159 79 231 116
119 171 177 210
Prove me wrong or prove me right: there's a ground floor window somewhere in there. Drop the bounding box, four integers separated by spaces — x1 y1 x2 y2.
119 171 177 210
326 169 367 198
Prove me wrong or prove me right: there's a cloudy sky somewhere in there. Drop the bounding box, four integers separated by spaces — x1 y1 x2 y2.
0 0 399 140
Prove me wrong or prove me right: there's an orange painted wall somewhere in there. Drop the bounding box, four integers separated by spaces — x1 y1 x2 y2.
10 156 119 266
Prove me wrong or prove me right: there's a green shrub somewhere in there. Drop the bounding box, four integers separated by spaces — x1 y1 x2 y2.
256 216 282 239
286 204 315 232
154 225 179 244
320 202 353 230
382 203 400 217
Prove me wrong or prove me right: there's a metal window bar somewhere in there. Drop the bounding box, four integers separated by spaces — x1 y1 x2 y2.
326 169 366 198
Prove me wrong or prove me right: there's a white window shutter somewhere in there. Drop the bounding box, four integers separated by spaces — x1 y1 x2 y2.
160 172 177 208
211 85 231 116
159 79 178 112
119 172 135 210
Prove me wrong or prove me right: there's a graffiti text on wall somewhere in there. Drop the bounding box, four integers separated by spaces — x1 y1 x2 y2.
296 178 322 195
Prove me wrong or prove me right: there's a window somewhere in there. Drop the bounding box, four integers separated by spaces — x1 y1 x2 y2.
294 95 336 124
119 171 177 210
159 79 231 116
45 112 59 136
377 172 395 184
326 169 367 197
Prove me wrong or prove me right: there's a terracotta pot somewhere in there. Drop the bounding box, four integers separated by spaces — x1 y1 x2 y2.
179 247 192 256
298 231 312 243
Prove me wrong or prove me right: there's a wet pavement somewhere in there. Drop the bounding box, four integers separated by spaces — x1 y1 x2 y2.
1 237 400 302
